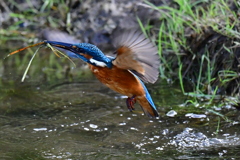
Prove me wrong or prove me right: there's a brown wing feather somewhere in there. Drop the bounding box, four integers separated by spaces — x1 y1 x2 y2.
112 29 160 83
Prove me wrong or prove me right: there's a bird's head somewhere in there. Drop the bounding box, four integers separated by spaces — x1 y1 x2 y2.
45 41 112 68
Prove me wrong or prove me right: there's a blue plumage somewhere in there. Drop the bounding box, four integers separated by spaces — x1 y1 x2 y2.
133 73 158 116
75 43 112 66
139 79 157 111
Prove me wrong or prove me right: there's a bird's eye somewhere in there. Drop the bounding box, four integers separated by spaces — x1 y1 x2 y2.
72 45 83 52
77 48 84 52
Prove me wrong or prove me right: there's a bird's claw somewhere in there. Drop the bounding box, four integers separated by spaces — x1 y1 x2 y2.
126 96 136 112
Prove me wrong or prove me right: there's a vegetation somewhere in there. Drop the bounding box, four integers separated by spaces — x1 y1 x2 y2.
138 0 240 108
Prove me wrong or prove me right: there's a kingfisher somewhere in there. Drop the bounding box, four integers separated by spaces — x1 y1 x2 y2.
45 29 160 117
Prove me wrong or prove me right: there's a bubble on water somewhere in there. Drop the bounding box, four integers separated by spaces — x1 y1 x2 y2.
130 127 138 131
56 156 63 158
162 129 169 135
84 127 89 131
156 147 163 150
218 152 224 157
70 123 79 126
119 122 126 126
223 133 230 137
94 129 101 132
154 135 160 139
185 113 207 118
89 124 98 128
149 138 154 141
166 110 177 117
135 144 140 149
183 120 189 124
33 128 47 131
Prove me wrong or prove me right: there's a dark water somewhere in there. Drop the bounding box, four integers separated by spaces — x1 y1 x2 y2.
0 55 240 159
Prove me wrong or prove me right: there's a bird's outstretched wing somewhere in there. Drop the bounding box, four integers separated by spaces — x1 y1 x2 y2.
112 29 160 83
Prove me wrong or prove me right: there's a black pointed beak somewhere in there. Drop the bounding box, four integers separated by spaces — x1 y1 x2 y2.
44 41 81 58
44 41 76 52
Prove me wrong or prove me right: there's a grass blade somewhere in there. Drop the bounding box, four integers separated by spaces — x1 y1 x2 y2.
46 43 76 68
6 41 45 58
21 46 42 82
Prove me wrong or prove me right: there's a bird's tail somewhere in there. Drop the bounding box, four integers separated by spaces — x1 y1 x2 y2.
132 72 159 117
137 96 159 118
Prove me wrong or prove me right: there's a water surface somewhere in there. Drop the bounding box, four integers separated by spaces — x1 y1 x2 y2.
0 54 239 159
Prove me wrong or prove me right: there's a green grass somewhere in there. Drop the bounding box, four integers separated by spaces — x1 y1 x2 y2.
139 0 240 106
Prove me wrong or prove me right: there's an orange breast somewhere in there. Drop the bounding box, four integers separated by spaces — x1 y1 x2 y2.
88 64 145 97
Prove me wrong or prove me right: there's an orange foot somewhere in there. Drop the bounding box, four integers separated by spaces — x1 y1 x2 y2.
126 96 136 112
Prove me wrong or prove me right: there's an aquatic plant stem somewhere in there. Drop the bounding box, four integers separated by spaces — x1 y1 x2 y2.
21 46 42 82
46 43 76 68
7 41 45 57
